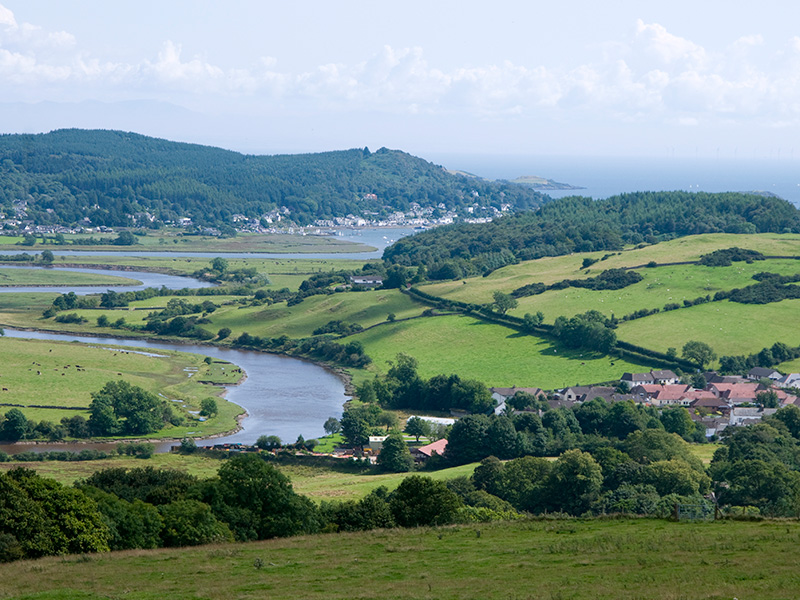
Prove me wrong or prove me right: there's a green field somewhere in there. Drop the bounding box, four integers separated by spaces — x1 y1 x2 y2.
617 298 800 359
0 268 140 287
0 337 244 438
422 232 800 306
0 452 477 503
509 258 800 324
2 518 799 599
350 314 652 388
0 231 376 254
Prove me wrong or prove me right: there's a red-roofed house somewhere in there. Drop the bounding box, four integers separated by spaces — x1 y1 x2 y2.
630 384 691 406
709 382 766 405
411 438 448 462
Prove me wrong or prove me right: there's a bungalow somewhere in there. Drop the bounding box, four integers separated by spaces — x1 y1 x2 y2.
729 407 778 427
690 413 728 439
620 372 655 386
747 367 783 381
777 373 800 388
490 386 544 401
557 386 640 405
621 370 679 386
349 275 383 288
650 370 680 385
689 395 731 415
708 382 766 405
411 438 448 462
366 436 388 453
630 384 692 406
703 371 746 384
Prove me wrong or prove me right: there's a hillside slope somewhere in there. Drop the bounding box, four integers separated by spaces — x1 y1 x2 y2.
0 129 547 227
383 191 800 274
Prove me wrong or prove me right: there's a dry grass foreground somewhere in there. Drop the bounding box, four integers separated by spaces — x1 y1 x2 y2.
1 518 797 600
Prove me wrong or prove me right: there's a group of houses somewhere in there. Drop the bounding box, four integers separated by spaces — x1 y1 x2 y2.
490 368 800 440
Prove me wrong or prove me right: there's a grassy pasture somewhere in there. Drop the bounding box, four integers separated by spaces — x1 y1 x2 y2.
616 298 800 360
422 232 800 306
350 314 652 388
2 518 800 599
0 337 244 438
0 452 477 503
0 268 140 287
0 231 376 254
511 258 800 324
23 255 373 290
205 289 422 340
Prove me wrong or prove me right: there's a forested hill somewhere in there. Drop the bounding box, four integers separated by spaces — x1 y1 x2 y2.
383 191 800 276
0 129 547 227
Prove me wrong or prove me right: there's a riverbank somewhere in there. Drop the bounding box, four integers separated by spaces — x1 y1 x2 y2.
1 328 351 449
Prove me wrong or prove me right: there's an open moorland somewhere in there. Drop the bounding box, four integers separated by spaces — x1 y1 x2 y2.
2 518 799 600
0 336 243 437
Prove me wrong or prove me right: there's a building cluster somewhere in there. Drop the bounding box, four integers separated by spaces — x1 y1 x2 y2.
490 367 800 440
312 198 510 229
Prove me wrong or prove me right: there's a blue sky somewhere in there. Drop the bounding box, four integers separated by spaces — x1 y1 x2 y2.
1 1 798 160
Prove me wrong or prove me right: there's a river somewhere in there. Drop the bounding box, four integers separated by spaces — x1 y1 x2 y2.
0 265 213 295
0 229 419 453
0 226 418 261
0 329 349 455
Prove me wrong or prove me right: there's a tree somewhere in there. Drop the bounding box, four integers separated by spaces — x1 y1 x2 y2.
445 414 491 465
340 410 370 449
523 311 545 331
404 416 431 442
486 416 521 460
217 327 231 340
323 417 341 435
682 340 717 369
660 407 696 438
211 257 228 274
492 291 518 315
159 499 233 547
544 449 603 515
113 231 137 246
89 381 167 436
255 435 282 450
214 454 320 540
40 249 54 264
377 433 413 472
757 390 780 408
96 314 109 327
0 409 29 441
199 397 218 417
389 475 462 527
2 468 110 558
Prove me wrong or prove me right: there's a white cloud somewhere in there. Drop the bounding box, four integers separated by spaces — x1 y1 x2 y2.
0 3 17 28
2 9 800 133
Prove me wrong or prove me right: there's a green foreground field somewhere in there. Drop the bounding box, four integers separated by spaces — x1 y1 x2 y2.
0 337 243 438
1 518 798 600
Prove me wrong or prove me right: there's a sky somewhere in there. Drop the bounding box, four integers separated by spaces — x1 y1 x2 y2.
1 1 799 161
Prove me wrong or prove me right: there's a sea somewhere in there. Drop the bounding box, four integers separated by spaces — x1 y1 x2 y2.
426 154 800 208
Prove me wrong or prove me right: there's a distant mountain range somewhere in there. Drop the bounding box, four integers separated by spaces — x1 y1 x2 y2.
0 129 549 228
